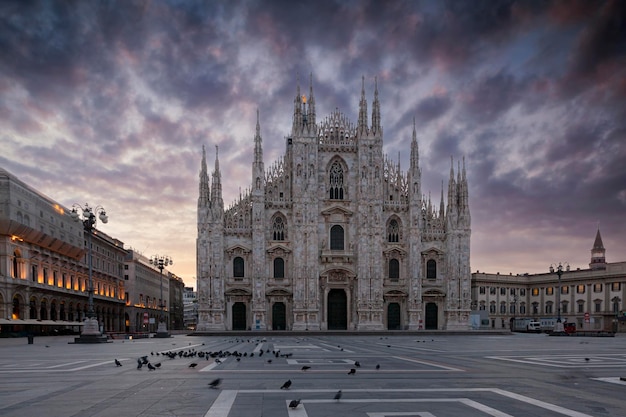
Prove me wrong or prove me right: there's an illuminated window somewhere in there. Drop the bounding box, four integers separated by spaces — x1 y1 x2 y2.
612 282 621 291
561 286 569 294
593 283 602 293
546 287 553 295
532 288 539 296
577 285 585 294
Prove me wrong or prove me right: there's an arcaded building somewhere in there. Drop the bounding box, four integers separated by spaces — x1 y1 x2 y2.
196 78 471 332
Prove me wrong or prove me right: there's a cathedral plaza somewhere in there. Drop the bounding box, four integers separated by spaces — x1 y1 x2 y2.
0 332 625 416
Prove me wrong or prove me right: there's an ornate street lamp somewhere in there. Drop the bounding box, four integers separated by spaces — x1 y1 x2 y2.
150 255 172 338
70 203 109 343
549 262 570 334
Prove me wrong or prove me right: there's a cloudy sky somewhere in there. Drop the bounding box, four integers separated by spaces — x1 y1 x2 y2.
1 0 625 288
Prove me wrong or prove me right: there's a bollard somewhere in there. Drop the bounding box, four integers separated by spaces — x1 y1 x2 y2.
27 334 34 344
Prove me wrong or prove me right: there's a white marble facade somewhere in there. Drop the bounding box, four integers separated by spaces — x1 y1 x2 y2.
196 77 471 331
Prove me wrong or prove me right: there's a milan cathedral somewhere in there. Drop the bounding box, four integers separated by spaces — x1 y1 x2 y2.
196 77 471 331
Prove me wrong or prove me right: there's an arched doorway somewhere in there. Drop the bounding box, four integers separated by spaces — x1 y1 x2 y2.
327 289 347 330
232 302 247 330
272 302 286 330
425 302 438 330
387 303 401 330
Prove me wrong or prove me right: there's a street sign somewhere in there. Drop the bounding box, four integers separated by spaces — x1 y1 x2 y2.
584 312 590 323
143 312 149 324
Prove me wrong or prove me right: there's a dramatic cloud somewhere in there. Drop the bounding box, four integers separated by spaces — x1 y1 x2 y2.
1 0 624 286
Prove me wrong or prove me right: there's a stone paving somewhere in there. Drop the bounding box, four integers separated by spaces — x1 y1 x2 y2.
0 333 625 416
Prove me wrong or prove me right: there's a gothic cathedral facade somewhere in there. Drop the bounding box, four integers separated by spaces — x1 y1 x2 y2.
196 78 471 331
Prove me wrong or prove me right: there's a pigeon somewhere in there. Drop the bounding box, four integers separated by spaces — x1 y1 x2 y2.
354 361 361 367
136 361 143 370
215 359 222 364
141 356 149 364
301 366 311 371
280 379 292 390
148 362 156 371
334 390 342 400
208 378 222 389
288 399 301 409
115 359 122 367
154 362 161 368
348 368 356 375
189 362 198 368
585 358 590 362
376 364 380 370
267 359 272 364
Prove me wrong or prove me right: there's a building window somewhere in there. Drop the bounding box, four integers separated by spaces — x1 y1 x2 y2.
32 265 37 282
387 219 399 243
520 288 526 296
124 274 129 280
509 304 516 314
479 301 486 311
510 288 516 296
489 302 496 314
532 288 539 296
426 260 437 279
273 258 285 279
330 225 344 250
329 161 344 199
561 286 569 294
546 287 553 295
593 283 602 293
594 301 602 313
124 264 129 270
576 285 585 294
562 302 568 314
500 303 506 314
272 216 285 241
479 286 486 295
520 303 526 314
490 287 496 295
233 257 245 278
389 259 400 281
532 302 539 314
500 287 506 296
546 302 553 314
612 282 621 291
613 299 620 314
577 302 584 313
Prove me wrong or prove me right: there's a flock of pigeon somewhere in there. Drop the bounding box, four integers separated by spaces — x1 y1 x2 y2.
113 339 383 410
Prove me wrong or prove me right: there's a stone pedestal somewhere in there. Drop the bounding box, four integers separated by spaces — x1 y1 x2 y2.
155 321 170 338
74 317 109 343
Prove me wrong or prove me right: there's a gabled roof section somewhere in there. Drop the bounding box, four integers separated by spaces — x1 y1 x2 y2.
225 244 251 255
266 243 292 254
321 205 354 217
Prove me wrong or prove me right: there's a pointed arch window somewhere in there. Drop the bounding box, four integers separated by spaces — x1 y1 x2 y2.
388 219 399 243
233 257 245 278
426 259 437 279
330 225 344 250
329 161 344 199
273 258 285 279
389 259 400 281
272 216 285 241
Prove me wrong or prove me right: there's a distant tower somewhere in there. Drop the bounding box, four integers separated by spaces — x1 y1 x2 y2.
589 228 606 270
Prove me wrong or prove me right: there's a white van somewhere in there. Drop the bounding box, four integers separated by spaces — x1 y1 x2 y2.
527 321 541 332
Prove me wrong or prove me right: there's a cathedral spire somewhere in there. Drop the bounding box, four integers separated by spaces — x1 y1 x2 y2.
440 180 445 219
308 73 316 127
254 108 263 162
358 75 368 134
199 145 210 207
211 145 223 210
253 109 265 192
292 75 303 133
590 228 606 270
371 76 381 133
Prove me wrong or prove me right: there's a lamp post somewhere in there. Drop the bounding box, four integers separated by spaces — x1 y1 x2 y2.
549 262 569 334
70 203 109 343
150 255 172 338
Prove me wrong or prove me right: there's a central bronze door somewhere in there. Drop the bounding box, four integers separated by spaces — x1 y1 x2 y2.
387 302 401 330
425 302 438 330
327 289 347 330
232 302 246 330
272 302 286 330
